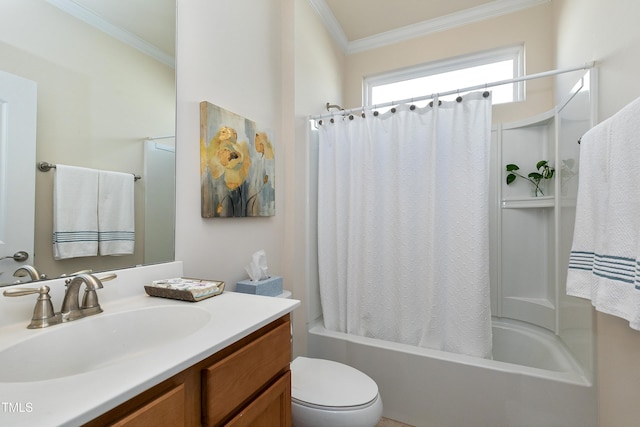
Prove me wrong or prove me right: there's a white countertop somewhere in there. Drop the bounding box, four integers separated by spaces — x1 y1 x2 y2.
0 262 300 426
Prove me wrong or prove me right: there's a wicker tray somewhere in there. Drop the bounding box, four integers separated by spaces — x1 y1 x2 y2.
144 277 225 302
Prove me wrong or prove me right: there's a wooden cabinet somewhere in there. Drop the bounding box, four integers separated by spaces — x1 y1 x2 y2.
203 320 291 426
225 371 291 427
85 315 291 427
110 384 187 427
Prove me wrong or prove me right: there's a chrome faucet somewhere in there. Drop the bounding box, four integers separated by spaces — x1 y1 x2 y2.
13 265 46 282
3 272 117 328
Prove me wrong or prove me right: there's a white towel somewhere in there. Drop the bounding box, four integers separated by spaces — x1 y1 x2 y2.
567 96 640 330
53 165 99 259
98 170 135 256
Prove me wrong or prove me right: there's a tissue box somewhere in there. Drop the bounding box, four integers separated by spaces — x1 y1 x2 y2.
235 276 283 297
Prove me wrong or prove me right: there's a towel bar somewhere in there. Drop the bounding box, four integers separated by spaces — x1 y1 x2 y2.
38 161 141 181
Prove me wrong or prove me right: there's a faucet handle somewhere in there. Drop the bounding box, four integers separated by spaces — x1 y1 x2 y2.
3 285 61 329
96 273 117 282
3 286 44 297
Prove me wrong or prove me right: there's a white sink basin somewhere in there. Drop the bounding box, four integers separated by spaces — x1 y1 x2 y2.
0 305 211 383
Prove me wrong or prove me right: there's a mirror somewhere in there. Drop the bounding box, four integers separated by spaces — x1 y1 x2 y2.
0 0 176 284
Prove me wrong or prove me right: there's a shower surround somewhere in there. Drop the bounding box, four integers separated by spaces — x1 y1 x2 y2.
306 71 597 425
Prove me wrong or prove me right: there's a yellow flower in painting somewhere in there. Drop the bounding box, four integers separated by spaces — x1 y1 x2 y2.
206 126 251 190
217 126 235 142
222 141 251 189
255 132 274 159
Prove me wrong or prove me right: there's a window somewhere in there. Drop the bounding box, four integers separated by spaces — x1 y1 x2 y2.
364 45 524 109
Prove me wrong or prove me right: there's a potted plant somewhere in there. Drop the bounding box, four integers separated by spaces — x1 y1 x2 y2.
505 160 555 197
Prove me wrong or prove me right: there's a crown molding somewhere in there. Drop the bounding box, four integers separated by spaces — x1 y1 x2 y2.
307 0 348 52
310 0 550 55
46 0 175 68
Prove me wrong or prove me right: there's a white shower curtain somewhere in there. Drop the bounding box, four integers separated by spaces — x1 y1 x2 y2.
317 92 493 358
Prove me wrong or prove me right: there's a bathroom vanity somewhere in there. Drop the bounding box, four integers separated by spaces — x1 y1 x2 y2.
86 314 292 426
0 262 299 426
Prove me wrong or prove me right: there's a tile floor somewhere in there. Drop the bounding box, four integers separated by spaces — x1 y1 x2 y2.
376 417 414 427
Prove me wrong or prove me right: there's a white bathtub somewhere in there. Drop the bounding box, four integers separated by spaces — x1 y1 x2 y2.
307 318 597 427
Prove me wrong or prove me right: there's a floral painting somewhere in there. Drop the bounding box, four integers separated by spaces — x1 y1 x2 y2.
200 102 275 217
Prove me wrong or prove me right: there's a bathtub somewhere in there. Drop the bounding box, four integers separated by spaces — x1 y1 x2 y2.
307 317 597 427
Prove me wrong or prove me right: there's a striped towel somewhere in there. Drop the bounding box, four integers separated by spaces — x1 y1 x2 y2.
567 96 640 330
53 165 99 259
98 170 135 256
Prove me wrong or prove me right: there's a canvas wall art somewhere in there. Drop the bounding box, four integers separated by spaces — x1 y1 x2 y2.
200 101 275 217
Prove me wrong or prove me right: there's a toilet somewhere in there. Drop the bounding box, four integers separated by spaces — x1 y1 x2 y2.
269 291 382 426
290 356 383 427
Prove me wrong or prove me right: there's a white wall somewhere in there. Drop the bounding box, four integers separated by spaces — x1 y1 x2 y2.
292 0 344 356
554 1 640 425
175 0 285 287
175 0 343 359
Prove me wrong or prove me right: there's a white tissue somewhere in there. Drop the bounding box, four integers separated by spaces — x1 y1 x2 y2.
245 249 269 281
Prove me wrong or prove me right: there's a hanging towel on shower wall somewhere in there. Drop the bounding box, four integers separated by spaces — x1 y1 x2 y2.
53 165 100 259
567 96 640 330
98 170 135 256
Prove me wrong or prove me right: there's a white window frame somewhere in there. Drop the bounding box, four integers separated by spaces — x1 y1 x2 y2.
363 45 525 106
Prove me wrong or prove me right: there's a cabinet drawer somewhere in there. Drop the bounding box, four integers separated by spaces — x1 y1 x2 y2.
225 370 291 427
111 383 186 427
203 320 291 426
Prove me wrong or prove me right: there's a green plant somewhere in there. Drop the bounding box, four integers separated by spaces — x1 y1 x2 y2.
505 160 555 196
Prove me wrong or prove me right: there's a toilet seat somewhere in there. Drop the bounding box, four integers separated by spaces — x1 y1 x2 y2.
291 357 379 409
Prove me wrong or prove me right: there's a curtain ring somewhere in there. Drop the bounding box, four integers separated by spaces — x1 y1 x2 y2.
456 90 462 103
410 98 416 110
429 94 441 108
483 84 490 98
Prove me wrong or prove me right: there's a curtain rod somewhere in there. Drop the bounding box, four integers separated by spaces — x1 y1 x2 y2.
311 61 595 120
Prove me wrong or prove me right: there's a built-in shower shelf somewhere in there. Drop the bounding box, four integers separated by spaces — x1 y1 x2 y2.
501 196 554 209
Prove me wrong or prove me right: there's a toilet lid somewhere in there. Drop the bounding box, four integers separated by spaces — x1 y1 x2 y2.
291 357 379 408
